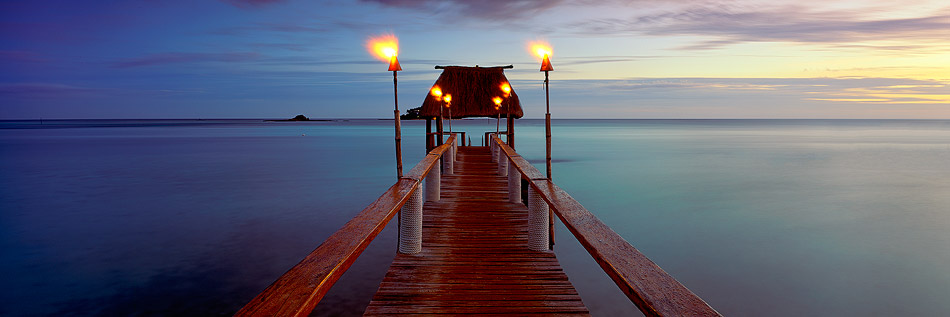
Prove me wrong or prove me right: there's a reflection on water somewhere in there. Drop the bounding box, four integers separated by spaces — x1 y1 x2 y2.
1 119 948 316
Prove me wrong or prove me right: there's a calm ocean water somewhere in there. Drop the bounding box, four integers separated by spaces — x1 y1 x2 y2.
1 119 948 316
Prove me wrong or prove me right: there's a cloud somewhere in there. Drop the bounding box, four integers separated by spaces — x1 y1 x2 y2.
584 77 950 106
359 0 566 21
115 52 261 68
567 3 950 50
0 83 100 95
0 50 48 63
221 0 287 9
805 82 950 104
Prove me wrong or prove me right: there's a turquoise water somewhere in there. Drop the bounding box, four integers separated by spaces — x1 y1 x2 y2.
1 119 948 316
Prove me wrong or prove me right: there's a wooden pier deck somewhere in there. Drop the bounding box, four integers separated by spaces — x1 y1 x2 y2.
237 135 719 317
365 146 589 315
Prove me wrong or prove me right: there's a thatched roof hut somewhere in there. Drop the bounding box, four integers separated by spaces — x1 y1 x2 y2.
419 66 523 119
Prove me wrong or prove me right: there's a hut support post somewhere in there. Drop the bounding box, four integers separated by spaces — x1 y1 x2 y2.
508 156 522 203
394 70 403 178
398 187 422 254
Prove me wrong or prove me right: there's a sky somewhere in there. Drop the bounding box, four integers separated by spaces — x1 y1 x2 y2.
1 0 949 119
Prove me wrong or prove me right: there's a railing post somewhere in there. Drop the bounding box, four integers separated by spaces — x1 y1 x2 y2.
444 150 454 175
452 141 457 162
495 142 501 163
498 150 508 176
491 138 498 163
425 159 440 202
398 188 423 254
508 156 521 204
527 186 550 252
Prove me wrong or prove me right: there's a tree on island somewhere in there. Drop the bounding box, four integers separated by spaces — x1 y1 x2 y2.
401 107 423 120
290 114 309 121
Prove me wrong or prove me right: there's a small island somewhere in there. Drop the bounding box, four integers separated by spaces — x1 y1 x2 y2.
265 114 331 122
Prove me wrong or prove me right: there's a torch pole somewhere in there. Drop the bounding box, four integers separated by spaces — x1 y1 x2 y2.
438 100 444 145
544 70 551 180
506 99 513 148
394 70 403 178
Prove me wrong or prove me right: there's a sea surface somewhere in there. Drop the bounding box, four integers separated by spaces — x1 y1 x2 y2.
1 119 948 316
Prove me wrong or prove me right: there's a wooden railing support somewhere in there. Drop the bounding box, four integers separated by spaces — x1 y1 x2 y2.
425 160 440 202
398 188 423 254
444 152 454 176
444 134 455 175
508 156 522 204
490 135 720 317
491 139 498 163
527 186 550 251
498 151 508 176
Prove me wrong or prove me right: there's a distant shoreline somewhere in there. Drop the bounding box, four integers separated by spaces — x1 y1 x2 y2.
3 118 950 121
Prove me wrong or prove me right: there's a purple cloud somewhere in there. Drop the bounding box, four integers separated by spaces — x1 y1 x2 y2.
221 0 287 9
0 50 48 63
0 83 99 95
568 5 950 50
115 52 261 68
360 0 566 21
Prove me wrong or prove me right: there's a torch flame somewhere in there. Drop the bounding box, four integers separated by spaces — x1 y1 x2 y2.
493 96 502 106
444 94 452 105
430 86 442 100
367 33 399 61
500 83 511 97
529 41 552 60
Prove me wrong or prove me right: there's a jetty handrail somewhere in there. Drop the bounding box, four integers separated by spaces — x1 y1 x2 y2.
491 135 720 317
236 134 457 316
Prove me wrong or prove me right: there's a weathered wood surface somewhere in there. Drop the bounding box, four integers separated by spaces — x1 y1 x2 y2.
236 137 454 316
492 136 721 317
365 146 590 316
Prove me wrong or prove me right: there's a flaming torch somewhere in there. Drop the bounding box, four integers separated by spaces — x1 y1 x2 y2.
367 33 403 178
531 42 554 179
500 82 511 139
492 96 503 133
444 94 453 134
430 86 444 144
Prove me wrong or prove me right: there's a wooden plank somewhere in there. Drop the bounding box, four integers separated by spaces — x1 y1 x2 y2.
531 179 721 317
367 146 590 316
236 179 420 316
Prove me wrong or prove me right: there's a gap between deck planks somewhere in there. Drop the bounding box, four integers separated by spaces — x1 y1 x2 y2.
365 146 590 316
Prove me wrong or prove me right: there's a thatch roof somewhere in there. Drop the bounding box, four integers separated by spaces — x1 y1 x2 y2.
419 66 523 119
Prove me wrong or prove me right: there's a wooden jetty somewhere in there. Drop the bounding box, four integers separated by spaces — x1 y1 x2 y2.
364 145 588 315
236 133 720 316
